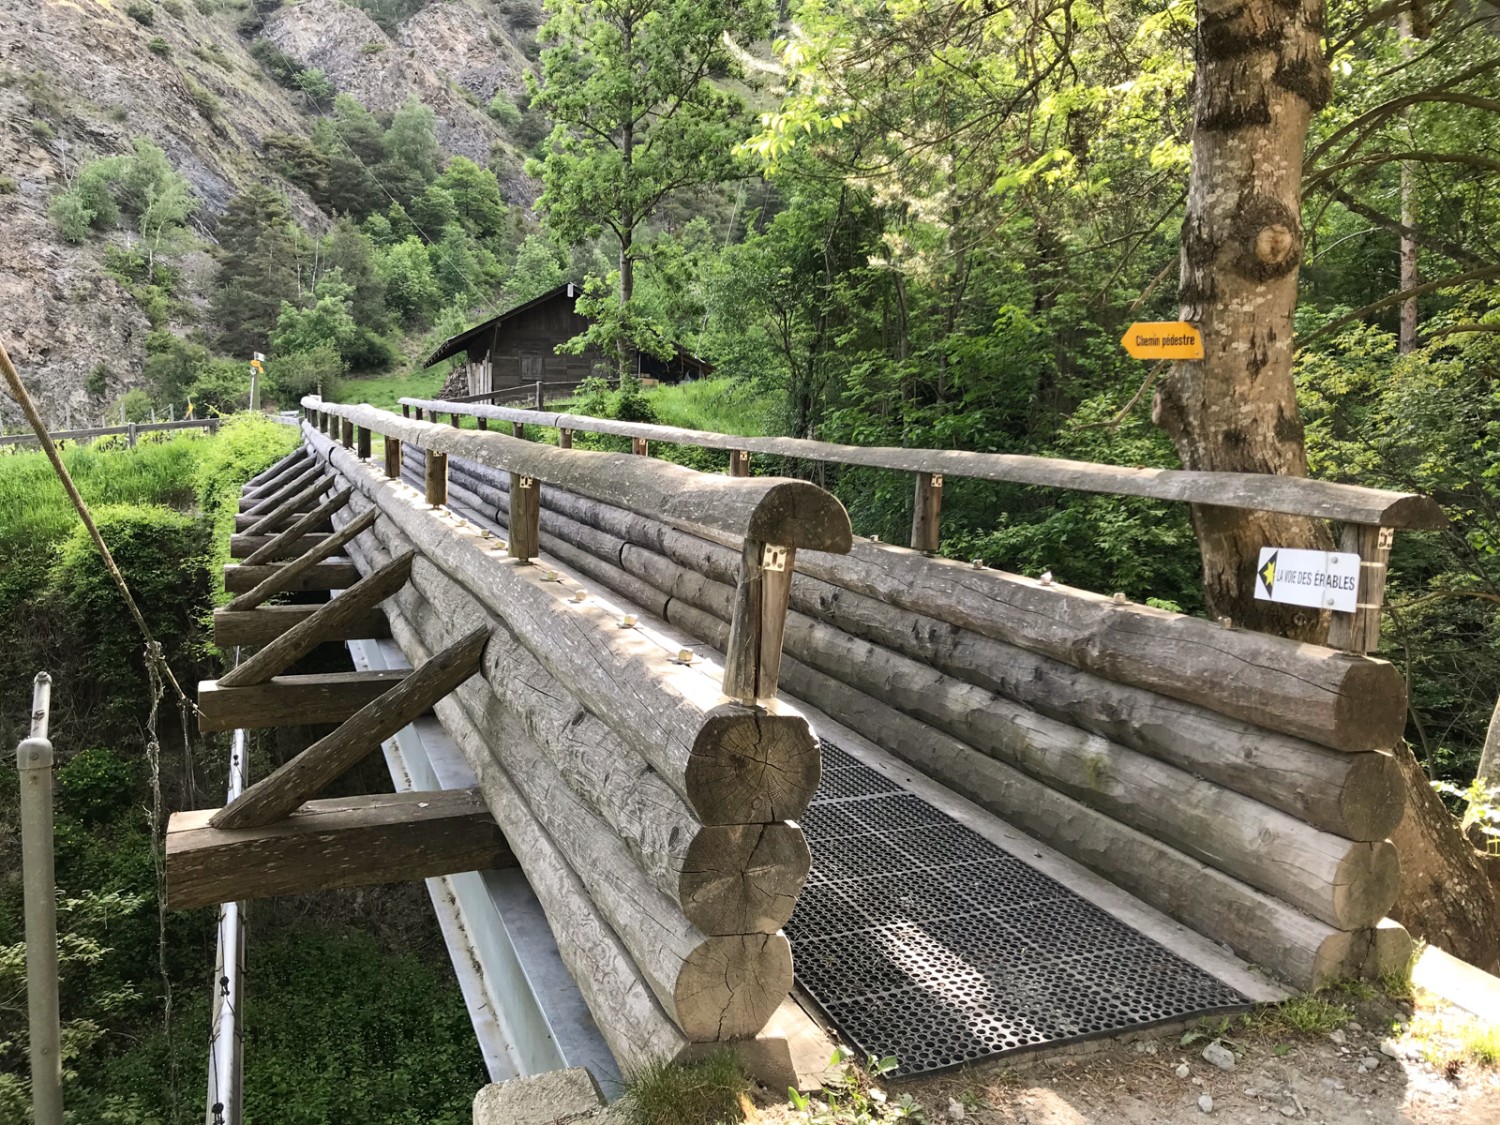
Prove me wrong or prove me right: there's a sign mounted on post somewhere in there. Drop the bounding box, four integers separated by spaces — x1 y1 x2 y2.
1121 321 1204 360
1254 547 1360 614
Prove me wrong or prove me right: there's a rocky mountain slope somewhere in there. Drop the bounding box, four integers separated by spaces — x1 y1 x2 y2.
0 0 539 429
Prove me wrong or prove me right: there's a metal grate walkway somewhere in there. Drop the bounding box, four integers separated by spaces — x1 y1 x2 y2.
787 741 1250 1076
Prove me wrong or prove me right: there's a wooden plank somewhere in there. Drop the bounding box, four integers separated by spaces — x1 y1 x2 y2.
211 627 488 827
299 400 853 553
910 471 943 553
425 448 448 507
223 559 359 594
230 532 331 561
395 396 1446 530
243 449 308 492
218 552 415 686
196 669 406 732
213 604 391 647
166 789 513 909
242 488 353 567
508 471 539 561
224 507 377 611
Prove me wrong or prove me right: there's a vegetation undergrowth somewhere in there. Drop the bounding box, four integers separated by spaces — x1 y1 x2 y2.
623 1049 750 1125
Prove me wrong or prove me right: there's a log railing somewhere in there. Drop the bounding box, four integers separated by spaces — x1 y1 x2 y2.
0 417 220 448
396 393 1447 654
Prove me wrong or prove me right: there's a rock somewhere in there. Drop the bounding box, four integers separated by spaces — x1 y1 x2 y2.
1177 1063 1192 1079
473 1068 604 1124
1198 1094 1214 1114
1280 1107 1297 1118
1202 1042 1237 1071
1361 1055 1381 1070
1347 1022 1363 1032
947 1099 965 1121
1329 1029 1347 1046
1134 1040 1159 1054
1379 1039 1401 1059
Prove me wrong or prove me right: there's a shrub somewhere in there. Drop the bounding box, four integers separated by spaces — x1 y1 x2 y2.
0 173 15 193
49 189 93 242
56 747 138 826
30 118 55 140
486 92 521 129
86 363 110 399
184 78 221 120
126 1 155 25
147 35 170 55
361 40 387 54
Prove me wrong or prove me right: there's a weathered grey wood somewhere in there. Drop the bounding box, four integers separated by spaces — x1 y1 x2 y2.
230 532 332 561
1328 525 1392 653
666 598 1366 989
729 450 750 477
509 482 1404 839
425 448 448 507
224 508 378 611
384 436 402 479
241 462 323 515
508 472 539 561
166 789 513 909
243 475 333 537
398 395 1446 530
347 538 809 935
911 471 943 552
303 398 853 553
0 417 221 448
196 669 406 732
559 427 573 449
356 425 372 461
243 449 308 494
723 540 796 705
242 488 353 567
430 685 692 1071
211 627 488 827
218 552 415 687
213 604 391 647
384 616 792 1040
223 559 359 594
306 428 821 823
236 510 333 532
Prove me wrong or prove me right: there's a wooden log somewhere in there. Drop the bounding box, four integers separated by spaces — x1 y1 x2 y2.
223 559 359 594
224 508 378 611
515 483 1404 840
356 425 372 461
241 462 323 515
303 434 820 824
385 616 792 1040
243 475 333 537
508 472 539 561
347 542 809 935
236 510 335 533
167 789 513 909
394 395 1446 529
425 448 448 507
196 669 406 733
665 598 1364 990
217 551 415 687
429 685 692 1072
384 436 402 479
910 471 943 552
242 488 353 567
302 403 853 554
243 449 307 493
230 532 331 561
212 627 487 827
213 604 391 647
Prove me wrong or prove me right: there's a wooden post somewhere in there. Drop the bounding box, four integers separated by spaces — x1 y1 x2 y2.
402 403 411 418
729 450 749 477
450 412 461 428
425 449 448 507
534 380 543 409
383 436 402 479
356 426 371 461
559 428 573 449
414 406 425 421
722 540 797 704
632 437 649 457
477 416 488 431
511 421 525 440
127 422 137 448
911 471 943 553
1328 526 1394 654
508 473 540 562
340 418 354 449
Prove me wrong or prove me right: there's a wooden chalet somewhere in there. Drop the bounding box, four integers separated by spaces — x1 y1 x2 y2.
422 283 712 398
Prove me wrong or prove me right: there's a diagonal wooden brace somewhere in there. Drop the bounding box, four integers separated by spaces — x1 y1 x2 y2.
242 488 354 567
218 551 415 687
224 507 378 612
243 475 334 537
210 626 490 829
241 462 324 516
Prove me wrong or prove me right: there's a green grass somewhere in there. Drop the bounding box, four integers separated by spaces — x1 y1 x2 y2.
644 376 780 436
623 1050 749 1125
333 368 447 412
1243 993 1353 1036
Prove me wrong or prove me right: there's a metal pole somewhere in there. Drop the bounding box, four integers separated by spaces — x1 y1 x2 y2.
19 671 62 1125
206 719 248 1125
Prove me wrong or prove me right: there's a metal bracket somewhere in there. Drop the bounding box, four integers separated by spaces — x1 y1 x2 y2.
930 473 944 489
761 544 789 572
1378 527 1395 551
518 476 535 490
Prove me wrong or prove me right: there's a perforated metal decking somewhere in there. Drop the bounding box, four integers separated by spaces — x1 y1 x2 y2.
787 741 1249 1076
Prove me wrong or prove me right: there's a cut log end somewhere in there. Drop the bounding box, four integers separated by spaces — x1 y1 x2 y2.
747 481 853 554
1332 840 1402 931
674 932 794 1041
687 706 820 825
680 823 811 935
1331 659 1409 751
1339 750 1405 842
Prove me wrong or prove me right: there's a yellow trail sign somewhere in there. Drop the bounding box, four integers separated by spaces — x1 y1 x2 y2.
1121 321 1203 360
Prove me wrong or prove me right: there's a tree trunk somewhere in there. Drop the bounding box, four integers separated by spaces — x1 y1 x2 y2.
1153 0 1334 642
1398 14 1420 354
1476 694 1500 789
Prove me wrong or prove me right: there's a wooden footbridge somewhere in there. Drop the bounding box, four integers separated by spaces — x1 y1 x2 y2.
166 394 1445 1098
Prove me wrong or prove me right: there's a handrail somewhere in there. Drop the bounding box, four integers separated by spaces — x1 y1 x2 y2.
396 394 1447 532
302 397 853 554
0 418 220 448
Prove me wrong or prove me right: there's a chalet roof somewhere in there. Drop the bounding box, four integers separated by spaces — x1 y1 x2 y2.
421 283 579 368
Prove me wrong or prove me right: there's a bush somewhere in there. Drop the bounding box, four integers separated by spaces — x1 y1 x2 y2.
185 77 221 120
56 747 138 826
147 35 170 55
265 344 344 407
31 118 55 140
0 174 17 194
86 363 110 399
49 188 94 242
486 92 521 129
126 1 155 25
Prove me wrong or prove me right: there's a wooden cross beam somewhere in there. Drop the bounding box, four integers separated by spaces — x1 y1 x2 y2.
230 532 332 561
224 507 378 611
218 552 415 687
242 475 333 538
213 603 391 647
210 627 490 829
223 559 360 595
241 462 324 516
241 488 353 567
197 669 407 732
166 789 513 910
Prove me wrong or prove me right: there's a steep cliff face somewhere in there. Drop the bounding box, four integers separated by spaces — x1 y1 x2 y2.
0 0 538 429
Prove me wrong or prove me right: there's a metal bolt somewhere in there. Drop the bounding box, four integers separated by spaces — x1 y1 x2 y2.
618 614 637 628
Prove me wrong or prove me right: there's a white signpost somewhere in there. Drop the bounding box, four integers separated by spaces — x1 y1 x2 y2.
1253 547 1361 614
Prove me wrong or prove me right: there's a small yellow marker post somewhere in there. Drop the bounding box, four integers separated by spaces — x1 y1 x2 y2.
1121 321 1204 361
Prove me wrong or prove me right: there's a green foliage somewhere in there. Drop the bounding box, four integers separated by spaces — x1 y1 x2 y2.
249 36 306 88
786 1050 924 1123
142 328 209 405
504 232 566 302
212 186 304 357
266 344 345 406
184 77 221 120
623 1050 748 1125
487 91 521 129
47 140 195 271
56 746 139 826
146 35 170 55
116 387 155 424
296 67 335 102
0 173 16 194
125 1 155 25
185 357 253 415
86 363 111 399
